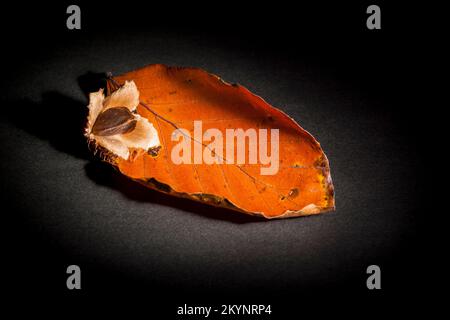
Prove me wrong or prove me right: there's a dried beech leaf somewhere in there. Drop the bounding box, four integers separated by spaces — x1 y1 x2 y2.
86 64 335 219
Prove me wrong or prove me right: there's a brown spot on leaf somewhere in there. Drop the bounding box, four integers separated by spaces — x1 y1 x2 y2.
148 145 162 157
288 188 299 199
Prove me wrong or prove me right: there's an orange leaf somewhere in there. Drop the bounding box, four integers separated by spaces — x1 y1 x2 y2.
86 64 335 219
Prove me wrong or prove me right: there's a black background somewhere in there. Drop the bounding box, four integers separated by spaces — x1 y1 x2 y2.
1 1 432 317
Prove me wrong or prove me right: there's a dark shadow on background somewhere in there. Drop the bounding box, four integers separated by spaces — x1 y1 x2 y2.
84 161 266 223
1 93 90 160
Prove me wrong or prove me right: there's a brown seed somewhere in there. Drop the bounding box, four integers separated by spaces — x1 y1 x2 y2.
92 107 137 136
